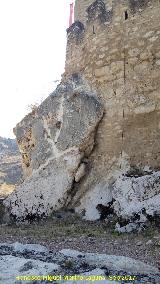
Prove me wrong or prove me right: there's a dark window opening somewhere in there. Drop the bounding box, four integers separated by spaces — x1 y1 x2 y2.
125 10 128 20
93 25 96 34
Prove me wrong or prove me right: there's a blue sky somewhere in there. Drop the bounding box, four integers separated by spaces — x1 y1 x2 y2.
0 0 74 138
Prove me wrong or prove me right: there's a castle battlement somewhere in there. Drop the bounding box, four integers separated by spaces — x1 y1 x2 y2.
74 0 153 25
67 0 156 45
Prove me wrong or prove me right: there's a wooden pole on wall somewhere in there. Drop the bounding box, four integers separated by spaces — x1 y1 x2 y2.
69 3 74 27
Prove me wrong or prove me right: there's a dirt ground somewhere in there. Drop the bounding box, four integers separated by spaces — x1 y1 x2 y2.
0 215 159 269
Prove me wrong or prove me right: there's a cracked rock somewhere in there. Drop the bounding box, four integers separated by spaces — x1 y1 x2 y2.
0 243 159 284
112 171 160 230
3 74 104 220
75 163 86 183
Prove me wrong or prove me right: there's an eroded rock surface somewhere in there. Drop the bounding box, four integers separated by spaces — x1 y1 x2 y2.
0 243 159 284
113 171 160 232
3 74 104 220
60 249 159 275
0 255 59 284
74 170 160 231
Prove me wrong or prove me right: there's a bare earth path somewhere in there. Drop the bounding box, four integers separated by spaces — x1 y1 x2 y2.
0 215 159 269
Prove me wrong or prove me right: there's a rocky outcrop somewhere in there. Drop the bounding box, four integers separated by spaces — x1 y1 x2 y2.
113 171 160 231
0 137 22 198
113 171 160 217
3 74 104 220
74 169 160 231
0 243 159 284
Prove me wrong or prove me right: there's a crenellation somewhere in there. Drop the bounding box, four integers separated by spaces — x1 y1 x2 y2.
86 0 113 23
128 0 152 13
66 21 85 43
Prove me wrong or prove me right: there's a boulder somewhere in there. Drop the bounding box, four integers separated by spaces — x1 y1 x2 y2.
60 249 159 275
3 74 104 220
0 243 159 284
0 255 59 284
112 171 160 230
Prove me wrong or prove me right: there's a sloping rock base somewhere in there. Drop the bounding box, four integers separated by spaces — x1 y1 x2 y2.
0 243 159 284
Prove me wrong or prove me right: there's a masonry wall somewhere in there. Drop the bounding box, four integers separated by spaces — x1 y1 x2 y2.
64 0 160 198
74 0 113 24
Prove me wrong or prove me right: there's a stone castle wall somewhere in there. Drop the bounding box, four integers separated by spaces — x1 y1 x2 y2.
74 0 113 24
65 0 160 171
63 0 160 218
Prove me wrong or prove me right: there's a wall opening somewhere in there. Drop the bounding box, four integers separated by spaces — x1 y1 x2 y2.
93 25 96 34
125 10 129 20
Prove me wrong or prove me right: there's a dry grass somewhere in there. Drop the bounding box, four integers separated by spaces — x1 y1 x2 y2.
0 215 159 266
0 215 159 241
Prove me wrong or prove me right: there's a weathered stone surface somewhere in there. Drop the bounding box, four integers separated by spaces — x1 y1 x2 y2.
75 163 86 182
112 171 160 226
60 269 119 284
0 242 48 255
0 255 59 284
73 169 160 230
0 243 159 284
3 75 104 220
60 249 159 275
75 181 113 220
13 242 48 254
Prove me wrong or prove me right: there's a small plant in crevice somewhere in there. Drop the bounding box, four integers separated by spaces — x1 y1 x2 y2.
63 259 75 270
125 166 149 178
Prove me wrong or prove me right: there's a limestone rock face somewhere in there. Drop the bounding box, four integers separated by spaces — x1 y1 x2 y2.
3 74 104 220
0 243 159 284
60 249 159 275
113 171 160 232
0 255 59 284
74 170 160 229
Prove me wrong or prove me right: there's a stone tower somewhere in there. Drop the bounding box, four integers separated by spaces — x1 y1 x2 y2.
65 0 160 169
64 0 160 220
